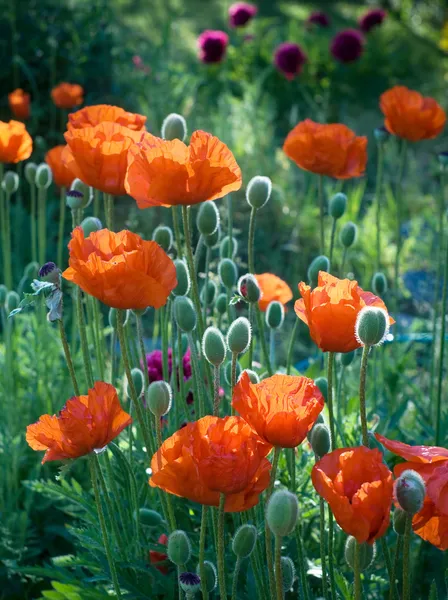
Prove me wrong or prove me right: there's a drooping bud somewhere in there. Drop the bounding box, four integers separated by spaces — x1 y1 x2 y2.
340 221 357 248
393 507 407 535
340 350 355 367
126 367 145 398
161 113 187 142
215 293 227 315
218 258 238 289
374 126 390 145
153 225 173 252
246 176 272 210
265 301 284 329
309 423 331 458
139 508 164 527
204 226 221 248
266 490 299 537
238 274 261 303
226 317 251 354
232 524 257 559
35 164 52 190
0 284 7 305
196 561 217 593
172 259 191 297
395 469 426 515
38 261 60 285
71 178 93 207
147 381 173 418
2 171 19 195
225 360 241 385
276 556 295 594
219 235 238 259
200 280 217 306
5 290 20 313
24 162 37 185
108 308 129 329
355 306 389 347
329 192 347 220
179 572 201 595
202 327 226 367
307 255 330 287
314 377 328 401
167 530 191 566
345 537 376 571
371 272 388 296
239 369 260 384
174 296 197 332
81 216 103 236
197 201 220 236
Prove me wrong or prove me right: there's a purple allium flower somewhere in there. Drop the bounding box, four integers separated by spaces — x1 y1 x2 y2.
229 2 258 28
307 11 331 28
330 29 365 64
359 9 386 33
145 347 192 384
274 43 307 80
198 30 229 64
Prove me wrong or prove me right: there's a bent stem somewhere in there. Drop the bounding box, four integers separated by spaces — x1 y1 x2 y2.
58 317 80 395
217 493 227 600
57 186 66 269
231 557 242 600
359 345 370 446
402 514 412 600
265 447 280 600
181 205 205 335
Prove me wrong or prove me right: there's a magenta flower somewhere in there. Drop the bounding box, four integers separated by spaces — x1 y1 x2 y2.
229 2 258 28
330 29 364 64
274 43 307 80
359 9 386 33
145 348 192 383
307 11 331 28
198 30 229 64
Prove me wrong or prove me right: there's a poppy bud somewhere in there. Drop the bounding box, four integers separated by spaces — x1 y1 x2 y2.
395 469 426 515
38 261 60 284
276 556 295 594
309 423 331 458
197 201 220 236
161 113 187 142
147 381 173 418
307 255 330 287
239 368 260 384
126 367 145 398
340 221 357 248
215 293 228 315
200 280 217 306
71 179 93 208
204 226 221 248
153 225 173 252
66 189 85 210
226 317 251 354
265 301 284 329
6 290 20 313
179 572 201 595
24 162 37 185
345 537 376 571
314 377 328 401
108 308 129 329
0 284 7 305
232 524 257 559
329 193 347 220
438 151 448 168
238 274 261 303
371 272 388 296
196 561 217 593
167 530 191 566
173 259 191 297
219 235 238 259
225 360 241 385
355 306 389 347
374 126 390 145
174 296 197 332
340 350 355 367
266 490 299 537
393 507 407 535
307 413 325 442
35 164 52 190
246 175 272 210
219 258 238 289
202 326 226 367
2 171 19 195
81 216 103 237
139 507 164 527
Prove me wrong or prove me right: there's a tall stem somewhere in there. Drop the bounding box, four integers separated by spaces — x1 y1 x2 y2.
327 510 336 600
203 246 211 325
375 143 385 272
231 557 242 600
265 447 280 600
318 175 325 255
217 493 227 600
172 206 183 258
248 206 257 274
187 332 206 418
199 505 209 600
104 193 114 231
58 317 80 395
38 186 47 267
319 496 329 600
353 541 361 600
402 514 412 600
359 346 370 446
295 525 310 600
181 205 205 335
227 195 233 258
213 365 221 416
327 352 336 449
4 190 13 289
274 535 283 600
30 181 37 264
57 186 66 268
76 289 94 388
388 536 402 600
393 141 408 318
255 306 272 375
329 219 336 271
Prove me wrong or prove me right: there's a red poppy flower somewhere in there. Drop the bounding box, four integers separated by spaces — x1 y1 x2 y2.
255 273 293 312
26 382 132 463
8 89 30 120
45 145 76 188
149 533 169 574
67 104 147 132
232 372 324 448
51 83 84 109
295 271 394 353
376 434 448 551
150 416 272 512
0 120 33 164
125 130 242 208
312 446 393 544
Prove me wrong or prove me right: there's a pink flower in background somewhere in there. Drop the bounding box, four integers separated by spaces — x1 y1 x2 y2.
132 55 150 74
359 9 386 33
274 43 307 79
198 30 229 63
330 29 365 63
307 11 331 28
229 2 258 28
145 348 192 384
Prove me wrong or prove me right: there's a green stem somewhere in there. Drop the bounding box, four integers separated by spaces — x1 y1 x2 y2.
265 447 280 600
402 514 412 600
213 365 221 416
327 510 336 600
329 218 336 271
4 190 13 289
318 175 325 255
248 206 257 274
203 246 211 325
58 317 80 395
76 289 94 388
255 306 272 375
187 332 206 418
181 205 205 335
248 303 254 368
393 141 408 318
103 450 130 548
199 505 209 600
227 195 233 259
274 535 283 600
353 541 361 600
217 493 227 600
231 557 242 600
30 181 37 264
172 205 183 258
375 143 384 272
319 496 329 600
38 186 47 267
156 418 177 532
57 186 66 268
295 525 310 600
90 297 105 381
340 247 348 277
231 351 237 391
327 352 336 449
286 320 299 375
104 193 114 230
93 188 101 219
269 328 275 372
388 536 402 600
177 325 187 416
359 346 370 446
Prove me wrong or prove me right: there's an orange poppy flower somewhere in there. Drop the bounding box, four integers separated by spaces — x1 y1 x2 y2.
45 145 76 188
67 104 147 131
232 371 324 448
283 119 367 179
62 227 177 310
0 120 32 164
63 122 145 196
125 130 242 208
150 415 272 512
295 271 394 353
255 273 293 312
312 446 393 544
51 83 84 109
376 434 448 551
8 89 30 120
26 381 132 463
380 86 446 142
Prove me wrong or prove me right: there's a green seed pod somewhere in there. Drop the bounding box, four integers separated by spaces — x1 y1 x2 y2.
345 537 376 571
126 367 145 398
38 262 61 285
200 280 217 305
66 189 85 210
204 226 221 248
139 508 164 527
197 201 220 236
202 326 226 367
307 413 325 443
35 164 53 190
340 350 355 367
179 572 201 595
374 126 390 145
152 225 173 252
239 369 260 384
393 508 407 536
307 255 330 287
108 308 129 329
24 162 37 185
24 262 39 279
167 530 191 566
309 423 331 458
395 469 426 515
219 235 238 259
314 377 328 402
355 307 389 347
238 274 261 303
2 171 19 195
329 193 347 220
0 285 7 305
246 175 272 210
276 556 295 594
174 296 197 332
196 561 217 593
172 259 191 296
340 221 357 248
71 178 93 208
161 113 187 142
5 291 20 313
219 258 238 289
265 301 284 329
226 317 251 354
215 293 227 315
266 490 299 537
81 216 103 237
147 381 172 418
371 272 388 296
224 360 241 385
232 524 257 559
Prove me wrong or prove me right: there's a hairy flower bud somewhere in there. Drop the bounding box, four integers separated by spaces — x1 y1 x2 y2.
24 162 37 185
139 508 164 527
174 296 197 332
226 317 251 354
314 377 328 401
246 175 272 209
2 171 19 195
393 507 407 535
329 192 347 220
340 221 357 248
202 327 226 367
371 272 388 296
173 259 191 297
276 556 295 594
196 561 217 593
239 369 260 384
265 301 284 329
355 306 389 347
167 530 191 566
147 380 172 417
0 284 7 305
126 367 145 398
35 164 52 190
308 255 330 287
266 490 299 537
197 201 220 236
345 537 376 571
200 280 217 306
219 235 238 259
80 217 102 237
395 469 426 515
153 225 173 252
161 113 187 142
340 350 355 367
5 290 20 312
238 274 261 303
232 524 257 558
108 308 129 329
204 226 221 249
309 423 331 458
219 258 238 289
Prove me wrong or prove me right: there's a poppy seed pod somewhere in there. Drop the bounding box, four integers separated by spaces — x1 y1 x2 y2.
340 221 357 248
340 350 355 367
174 296 197 332
329 193 347 220
232 524 257 559
219 235 238 259
152 225 173 252
224 360 242 385
393 507 407 536
196 561 217 593
161 113 187 142
246 175 272 210
345 537 376 571
108 308 129 329
277 556 295 593
2 171 19 195
310 423 331 458
355 306 389 347
395 469 426 515
239 368 260 384
35 164 52 190
238 274 261 303
126 368 145 398
167 530 191 566
24 162 37 185
266 490 299 537
0 285 8 305
371 272 388 296
197 201 220 236
265 301 284 329
5 290 20 313
307 255 330 287
204 226 221 248
139 507 164 527
173 259 191 297
147 381 172 417
66 189 85 210
202 327 226 367
215 293 228 315
38 261 60 284
374 126 390 145
81 216 102 237
314 377 328 401
200 280 217 305
219 258 238 289
179 572 201 594
226 317 251 354
71 178 93 208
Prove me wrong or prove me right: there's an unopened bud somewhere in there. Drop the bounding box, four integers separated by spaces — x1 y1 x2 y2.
24 162 37 185
276 556 295 594
5 290 20 312
197 201 220 236
161 113 187 142
340 221 357 248
307 413 325 442
196 561 217 593
215 293 227 315
265 301 284 329
393 507 407 535
340 351 355 367
70 178 93 208
345 537 376 571
173 259 191 297
204 226 220 248
108 308 129 329
35 164 52 189
225 360 241 385
167 530 191 566
202 327 226 367
246 176 272 210
232 524 257 559
226 317 251 354
266 490 299 537
126 367 145 398
395 469 426 515
200 280 217 305
38 261 60 285
219 258 238 289
2 171 19 194
310 423 331 457
153 225 173 252
80 216 102 236
355 306 389 347
139 508 164 527
329 193 347 220
174 296 197 332
179 572 201 595
314 377 328 401
239 369 260 384
307 255 330 287
374 126 390 144
147 380 172 417
371 272 388 296
219 235 238 259
238 274 261 303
